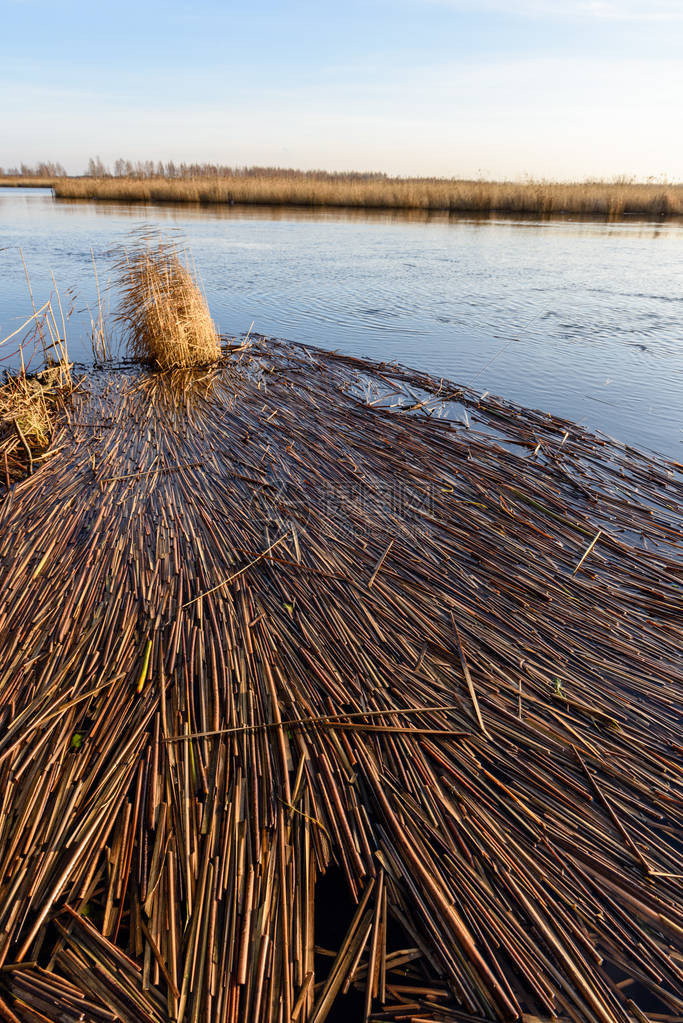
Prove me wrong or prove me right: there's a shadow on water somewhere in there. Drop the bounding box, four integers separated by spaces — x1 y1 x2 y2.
316 864 683 1021
314 867 366 1022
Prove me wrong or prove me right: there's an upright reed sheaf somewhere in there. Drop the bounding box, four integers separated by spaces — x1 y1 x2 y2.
115 242 220 369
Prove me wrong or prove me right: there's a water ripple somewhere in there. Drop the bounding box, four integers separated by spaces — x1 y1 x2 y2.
0 188 681 456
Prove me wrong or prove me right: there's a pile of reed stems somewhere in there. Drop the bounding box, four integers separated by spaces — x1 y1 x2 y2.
0 337 680 1023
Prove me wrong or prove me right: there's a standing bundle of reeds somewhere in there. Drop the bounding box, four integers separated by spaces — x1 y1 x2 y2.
0 337 680 1023
115 239 220 369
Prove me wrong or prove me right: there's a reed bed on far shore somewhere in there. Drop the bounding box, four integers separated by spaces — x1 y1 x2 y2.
51 173 683 217
0 333 681 1023
0 176 57 188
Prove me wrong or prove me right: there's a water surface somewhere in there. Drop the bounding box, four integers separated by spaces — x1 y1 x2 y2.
1 187 681 457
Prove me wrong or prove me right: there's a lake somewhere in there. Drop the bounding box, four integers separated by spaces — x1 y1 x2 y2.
1 186 681 458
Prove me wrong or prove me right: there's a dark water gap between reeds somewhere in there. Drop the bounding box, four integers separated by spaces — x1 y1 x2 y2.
1 186 681 459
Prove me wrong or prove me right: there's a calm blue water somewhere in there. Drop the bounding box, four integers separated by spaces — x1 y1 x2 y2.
1 187 682 457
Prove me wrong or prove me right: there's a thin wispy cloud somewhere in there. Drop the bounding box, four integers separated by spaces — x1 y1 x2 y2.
429 0 683 19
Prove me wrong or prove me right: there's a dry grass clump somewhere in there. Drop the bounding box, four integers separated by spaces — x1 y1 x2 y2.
54 172 683 218
0 359 73 455
0 290 73 466
0 261 75 485
0 374 52 447
115 241 220 369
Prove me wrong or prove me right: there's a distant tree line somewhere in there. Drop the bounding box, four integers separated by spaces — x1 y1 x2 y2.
0 161 67 177
93 158 391 182
0 158 394 181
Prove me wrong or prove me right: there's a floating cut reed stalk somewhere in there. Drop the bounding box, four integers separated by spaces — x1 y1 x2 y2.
115 240 220 369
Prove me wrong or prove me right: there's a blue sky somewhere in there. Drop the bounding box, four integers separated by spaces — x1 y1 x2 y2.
2 0 683 179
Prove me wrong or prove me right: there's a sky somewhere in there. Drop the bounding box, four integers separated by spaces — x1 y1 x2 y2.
2 0 683 180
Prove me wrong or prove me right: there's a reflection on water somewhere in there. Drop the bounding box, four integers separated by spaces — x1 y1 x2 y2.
1 187 682 457
52 194 683 232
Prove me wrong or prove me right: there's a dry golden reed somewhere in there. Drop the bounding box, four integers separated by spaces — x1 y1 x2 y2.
0 286 73 452
53 172 683 218
115 240 220 370
0 177 57 188
0 375 52 446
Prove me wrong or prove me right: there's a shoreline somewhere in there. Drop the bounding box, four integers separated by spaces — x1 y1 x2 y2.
3 172 683 219
0 177 56 188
